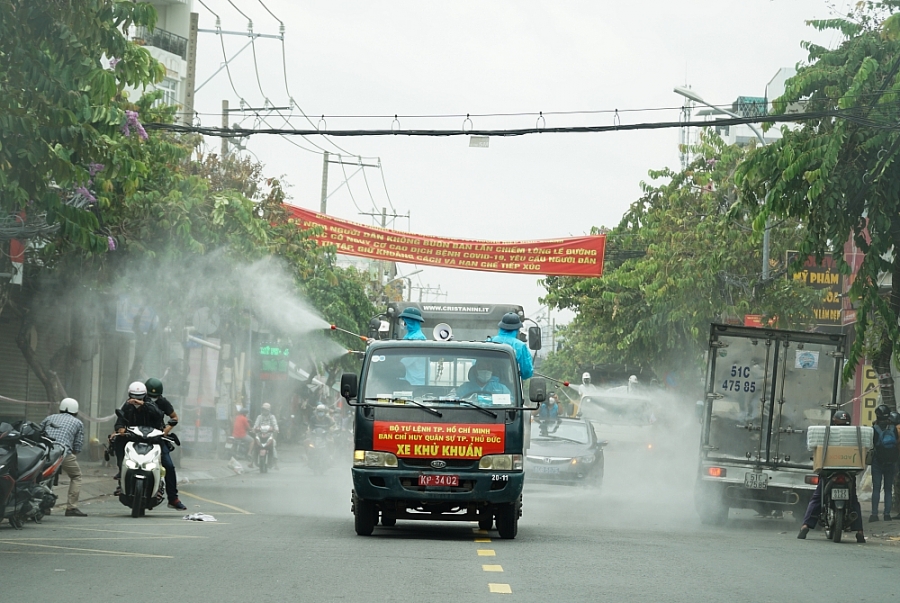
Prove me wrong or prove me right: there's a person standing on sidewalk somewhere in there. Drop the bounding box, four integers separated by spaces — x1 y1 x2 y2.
40 398 87 517
145 377 187 511
870 404 899 523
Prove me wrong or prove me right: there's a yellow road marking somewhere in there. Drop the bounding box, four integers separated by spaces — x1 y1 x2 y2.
475 538 492 543
1 536 205 541
477 549 496 556
52 526 216 536
482 565 503 572
488 583 512 594
179 490 253 514
0 540 172 558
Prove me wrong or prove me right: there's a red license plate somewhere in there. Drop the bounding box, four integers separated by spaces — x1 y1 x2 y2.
418 474 459 487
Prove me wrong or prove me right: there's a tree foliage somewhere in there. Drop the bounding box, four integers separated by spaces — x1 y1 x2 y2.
0 0 164 253
736 1 900 402
541 133 818 389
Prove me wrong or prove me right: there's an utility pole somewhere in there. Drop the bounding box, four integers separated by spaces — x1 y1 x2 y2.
319 151 329 214
182 12 199 126
320 155 380 215
221 99 229 158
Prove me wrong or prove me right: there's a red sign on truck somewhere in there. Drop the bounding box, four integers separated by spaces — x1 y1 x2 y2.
373 421 505 459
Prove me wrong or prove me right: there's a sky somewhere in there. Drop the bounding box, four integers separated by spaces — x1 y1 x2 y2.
189 0 843 324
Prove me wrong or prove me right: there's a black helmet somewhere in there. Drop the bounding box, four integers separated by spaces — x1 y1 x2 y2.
875 404 892 420
832 410 851 425
145 377 163 397
891 411 900 425
498 312 523 331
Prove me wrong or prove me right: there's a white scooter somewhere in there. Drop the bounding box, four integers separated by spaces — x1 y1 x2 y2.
114 410 178 517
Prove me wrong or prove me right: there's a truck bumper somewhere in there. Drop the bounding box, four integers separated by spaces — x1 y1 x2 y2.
352 468 524 513
697 464 817 511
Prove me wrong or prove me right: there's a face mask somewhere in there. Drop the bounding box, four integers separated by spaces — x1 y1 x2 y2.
476 370 492 383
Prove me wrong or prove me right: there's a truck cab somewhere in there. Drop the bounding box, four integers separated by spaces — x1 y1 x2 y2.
696 324 844 523
341 340 544 539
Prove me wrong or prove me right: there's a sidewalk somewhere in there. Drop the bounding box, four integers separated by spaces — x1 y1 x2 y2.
54 454 240 509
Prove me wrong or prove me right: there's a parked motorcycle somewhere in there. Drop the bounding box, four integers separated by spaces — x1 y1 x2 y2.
820 469 860 543
306 427 333 475
221 435 250 460
113 410 178 518
253 425 276 473
0 421 66 528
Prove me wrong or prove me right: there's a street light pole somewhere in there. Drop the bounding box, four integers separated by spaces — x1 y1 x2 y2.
674 86 771 280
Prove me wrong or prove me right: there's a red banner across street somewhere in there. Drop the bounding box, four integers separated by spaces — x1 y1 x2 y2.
285 205 606 277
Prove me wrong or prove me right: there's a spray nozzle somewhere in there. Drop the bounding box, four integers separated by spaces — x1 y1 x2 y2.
329 323 370 342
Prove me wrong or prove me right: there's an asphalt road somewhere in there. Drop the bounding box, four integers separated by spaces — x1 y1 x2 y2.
3 443 899 603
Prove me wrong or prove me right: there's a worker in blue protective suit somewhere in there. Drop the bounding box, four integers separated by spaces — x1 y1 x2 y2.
489 312 534 380
456 359 512 399
398 307 427 385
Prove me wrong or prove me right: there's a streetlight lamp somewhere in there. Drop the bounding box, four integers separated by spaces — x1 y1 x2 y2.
674 86 771 280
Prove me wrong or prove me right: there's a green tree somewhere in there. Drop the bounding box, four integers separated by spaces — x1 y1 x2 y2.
736 1 900 405
0 0 163 254
542 133 818 388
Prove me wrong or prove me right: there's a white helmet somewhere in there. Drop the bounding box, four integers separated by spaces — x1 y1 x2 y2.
59 398 79 414
262 403 271 411
128 381 147 398
582 372 591 384
315 404 328 415
629 375 638 384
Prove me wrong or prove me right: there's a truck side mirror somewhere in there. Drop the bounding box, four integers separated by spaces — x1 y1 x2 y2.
528 326 542 350
529 377 547 404
367 318 382 340
341 373 358 402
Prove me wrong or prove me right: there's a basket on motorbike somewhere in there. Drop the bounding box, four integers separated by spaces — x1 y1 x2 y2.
807 425 872 473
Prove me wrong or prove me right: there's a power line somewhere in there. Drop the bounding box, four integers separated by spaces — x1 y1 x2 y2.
147 104 900 137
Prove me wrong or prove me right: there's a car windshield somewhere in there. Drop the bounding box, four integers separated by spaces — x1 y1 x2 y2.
362 348 518 408
532 420 590 444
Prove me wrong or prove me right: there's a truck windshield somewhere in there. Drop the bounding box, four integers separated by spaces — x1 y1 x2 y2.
363 348 518 408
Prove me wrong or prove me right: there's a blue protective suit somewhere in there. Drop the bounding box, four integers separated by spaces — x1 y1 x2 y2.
401 318 427 384
457 376 511 399
491 328 534 379
402 319 427 341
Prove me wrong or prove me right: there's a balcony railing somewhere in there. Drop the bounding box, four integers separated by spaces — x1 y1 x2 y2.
132 26 187 60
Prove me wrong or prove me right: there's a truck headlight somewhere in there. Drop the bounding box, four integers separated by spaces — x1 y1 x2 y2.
124 460 139 470
478 454 523 471
353 450 398 468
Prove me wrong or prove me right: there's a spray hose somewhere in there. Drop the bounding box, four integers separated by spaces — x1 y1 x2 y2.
329 324 369 356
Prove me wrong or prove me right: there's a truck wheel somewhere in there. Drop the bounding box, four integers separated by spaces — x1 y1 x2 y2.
496 501 519 539
381 512 397 527
695 484 728 526
832 511 843 543
478 508 493 530
355 499 376 536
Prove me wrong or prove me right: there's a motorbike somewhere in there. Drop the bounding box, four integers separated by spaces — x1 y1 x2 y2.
113 410 178 518
306 427 333 475
820 468 860 543
0 421 66 528
253 425 276 473
221 435 251 460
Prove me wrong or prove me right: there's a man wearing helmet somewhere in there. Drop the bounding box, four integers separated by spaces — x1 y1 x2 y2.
40 398 87 516
797 410 866 542
112 382 165 484
489 312 534 380
310 404 335 431
869 403 899 522
145 378 186 511
249 403 279 468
